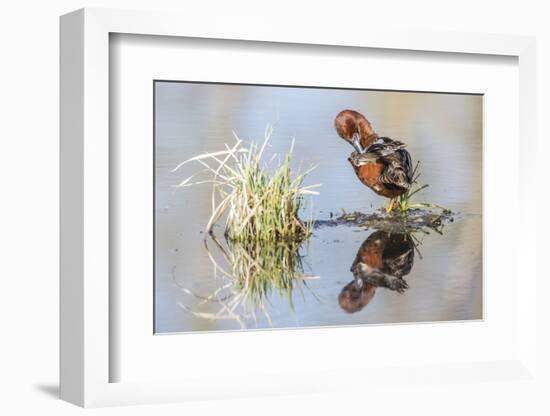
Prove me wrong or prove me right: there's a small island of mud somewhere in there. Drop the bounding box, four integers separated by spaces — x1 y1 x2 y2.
314 209 455 234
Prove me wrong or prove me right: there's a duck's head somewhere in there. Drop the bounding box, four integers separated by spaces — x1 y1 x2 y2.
334 109 378 152
338 280 376 313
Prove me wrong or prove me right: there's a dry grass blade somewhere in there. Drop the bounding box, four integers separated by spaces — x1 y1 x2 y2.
171 148 248 172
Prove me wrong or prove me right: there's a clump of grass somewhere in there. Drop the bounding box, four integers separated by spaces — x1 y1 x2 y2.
173 125 320 243
391 162 451 214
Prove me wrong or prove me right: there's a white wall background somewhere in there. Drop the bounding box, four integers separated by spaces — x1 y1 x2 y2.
0 0 547 414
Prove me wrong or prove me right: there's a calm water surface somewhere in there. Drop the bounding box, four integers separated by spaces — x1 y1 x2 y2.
154 82 482 333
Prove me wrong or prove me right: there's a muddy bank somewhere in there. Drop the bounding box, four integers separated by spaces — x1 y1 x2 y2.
313 209 455 233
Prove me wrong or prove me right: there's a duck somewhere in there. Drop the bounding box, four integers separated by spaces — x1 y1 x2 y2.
338 230 414 314
334 109 414 212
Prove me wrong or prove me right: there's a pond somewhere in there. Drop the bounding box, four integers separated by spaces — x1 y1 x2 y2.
154 81 482 333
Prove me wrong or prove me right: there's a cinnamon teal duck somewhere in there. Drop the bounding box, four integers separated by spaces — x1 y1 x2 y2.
335 109 414 212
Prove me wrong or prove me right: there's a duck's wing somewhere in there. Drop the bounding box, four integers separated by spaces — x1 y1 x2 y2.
348 137 414 190
368 138 413 190
366 137 407 156
378 150 413 191
348 137 405 164
395 148 413 182
379 169 410 191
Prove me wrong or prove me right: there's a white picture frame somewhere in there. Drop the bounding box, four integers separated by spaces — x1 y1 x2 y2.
60 7 538 407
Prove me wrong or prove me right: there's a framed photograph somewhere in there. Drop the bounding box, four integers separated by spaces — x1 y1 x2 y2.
153 81 482 334
60 8 538 407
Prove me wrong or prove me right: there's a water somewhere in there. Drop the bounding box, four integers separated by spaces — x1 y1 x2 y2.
154 81 482 333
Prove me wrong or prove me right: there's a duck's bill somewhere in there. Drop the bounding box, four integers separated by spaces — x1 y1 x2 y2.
350 134 364 153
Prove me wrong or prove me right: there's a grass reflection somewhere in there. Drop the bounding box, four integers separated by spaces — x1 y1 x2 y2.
179 233 319 328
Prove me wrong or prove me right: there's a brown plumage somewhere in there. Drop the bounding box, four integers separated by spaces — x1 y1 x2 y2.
338 231 414 313
335 109 413 201
351 231 415 285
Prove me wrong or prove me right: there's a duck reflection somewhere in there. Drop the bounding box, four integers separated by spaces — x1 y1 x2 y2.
338 231 415 313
